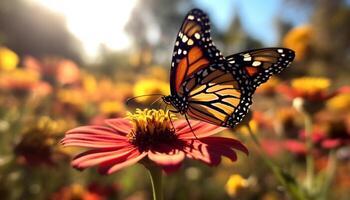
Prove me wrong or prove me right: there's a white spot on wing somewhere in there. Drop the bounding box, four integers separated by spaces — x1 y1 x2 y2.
252 61 261 66
277 49 283 53
188 15 194 20
194 33 201 39
182 35 188 43
243 57 251 61
187 39 194 46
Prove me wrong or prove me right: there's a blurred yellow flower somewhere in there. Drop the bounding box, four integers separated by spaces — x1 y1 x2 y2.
291 77 330 96
283 25 313 61
37 116 69 135
238 119 258 135
0 46 19 71
133 78 169 103
225 174 249 197
82 73 98 94
57 88 86 107
99 100 125 115
327 93 350 111
14 116 70 166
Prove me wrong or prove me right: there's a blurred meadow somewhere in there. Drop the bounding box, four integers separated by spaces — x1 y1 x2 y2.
1 0 350 199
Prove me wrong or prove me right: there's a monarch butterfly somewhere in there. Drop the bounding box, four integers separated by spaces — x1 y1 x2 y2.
162 8 295 128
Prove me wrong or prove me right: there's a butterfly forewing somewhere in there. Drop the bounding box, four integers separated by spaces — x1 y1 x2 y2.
170 9 224 95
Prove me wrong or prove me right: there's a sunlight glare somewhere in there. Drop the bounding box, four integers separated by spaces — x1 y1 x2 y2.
29 0 138 59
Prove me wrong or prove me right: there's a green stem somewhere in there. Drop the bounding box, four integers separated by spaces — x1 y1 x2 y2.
319 150 337 200
246 125 306 200
146 165 163 200
304 114 314 192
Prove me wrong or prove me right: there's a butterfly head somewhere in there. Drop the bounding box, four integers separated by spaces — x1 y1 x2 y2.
162 95 188 114
162 95 172 105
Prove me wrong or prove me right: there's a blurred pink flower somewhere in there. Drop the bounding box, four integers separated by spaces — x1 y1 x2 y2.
61 109 248 174
56 59 81 85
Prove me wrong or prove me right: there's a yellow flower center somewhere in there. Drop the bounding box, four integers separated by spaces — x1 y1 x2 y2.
291 77 330 95
127 109 178 151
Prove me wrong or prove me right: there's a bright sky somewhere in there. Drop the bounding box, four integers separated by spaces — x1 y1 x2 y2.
28 0 138 59
194 0 309 45
28 0 308 59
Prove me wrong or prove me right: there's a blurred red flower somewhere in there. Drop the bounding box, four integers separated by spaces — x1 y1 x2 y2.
61 109 248 174
284 122 350 155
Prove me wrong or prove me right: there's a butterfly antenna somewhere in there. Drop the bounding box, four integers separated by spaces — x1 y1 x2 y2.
126 94 164 105
150 96 163 109
184 114 199 140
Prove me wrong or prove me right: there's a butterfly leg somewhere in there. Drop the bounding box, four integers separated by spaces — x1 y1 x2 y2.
167 109 179 132
184 114 199 140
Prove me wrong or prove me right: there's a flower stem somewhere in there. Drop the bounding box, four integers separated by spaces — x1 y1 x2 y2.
146 165 163 200
319 150 337 200
246 125 306 200
304 114 314 191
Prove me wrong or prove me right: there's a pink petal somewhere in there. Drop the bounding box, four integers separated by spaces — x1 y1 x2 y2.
199 137 249 155
148 150 185 173
63 133 127 142
175 120 226 139
98 150 147 174
184 141 221 165
72 146 136 169
61 126 129 148
66 126 127 139
105 118 132 135
61 138 130 148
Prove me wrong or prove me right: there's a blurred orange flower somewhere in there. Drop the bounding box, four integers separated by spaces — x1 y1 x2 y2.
327 93 350 112
57 88 86 107
283 25 313 61
0 68 41 92
50 184 103 200
0 46 19 71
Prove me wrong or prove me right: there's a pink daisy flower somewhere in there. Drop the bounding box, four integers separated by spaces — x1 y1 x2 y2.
61 109 248 174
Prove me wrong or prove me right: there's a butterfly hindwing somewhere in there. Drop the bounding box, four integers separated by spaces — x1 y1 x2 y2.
226 48 295 88
180 65 252 127
170 9 224 95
